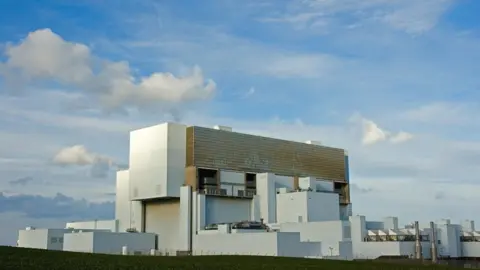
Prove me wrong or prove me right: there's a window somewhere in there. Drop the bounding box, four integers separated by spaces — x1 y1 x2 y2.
51 237 58 244
245 173 257 190
198 168 218 190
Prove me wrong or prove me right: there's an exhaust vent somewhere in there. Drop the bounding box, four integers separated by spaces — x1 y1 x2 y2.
213 125 232 132
305 140 322 145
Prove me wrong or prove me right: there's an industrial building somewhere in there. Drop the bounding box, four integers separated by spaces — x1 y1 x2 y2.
17 122 480 259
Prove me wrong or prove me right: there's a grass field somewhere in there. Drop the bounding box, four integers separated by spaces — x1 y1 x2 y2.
0 246 456 270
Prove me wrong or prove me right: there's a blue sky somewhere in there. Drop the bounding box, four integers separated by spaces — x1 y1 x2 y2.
0 0 479 245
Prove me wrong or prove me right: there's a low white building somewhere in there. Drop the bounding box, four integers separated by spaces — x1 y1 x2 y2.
63 231 156 254
65 219 118 232
17 227 106 250
17 122 480 260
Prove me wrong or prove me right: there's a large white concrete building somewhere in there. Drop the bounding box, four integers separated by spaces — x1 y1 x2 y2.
17 122 480 259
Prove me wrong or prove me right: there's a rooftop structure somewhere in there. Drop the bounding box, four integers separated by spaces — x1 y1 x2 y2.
17 122 480 260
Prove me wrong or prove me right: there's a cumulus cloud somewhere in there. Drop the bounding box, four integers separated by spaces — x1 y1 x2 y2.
350 114 413 145
52 145 120 178
53 145 107 166
0 28 216 113
360 118 389 145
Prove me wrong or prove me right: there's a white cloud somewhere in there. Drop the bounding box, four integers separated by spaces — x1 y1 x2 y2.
259 0 454 34
360 118 389 145
380 0 453 34
389 131 414 144
121 26 345 80
53 145 111 166
350 114 413 145
400 102 480 126
52 145 121 178
1 28 216 112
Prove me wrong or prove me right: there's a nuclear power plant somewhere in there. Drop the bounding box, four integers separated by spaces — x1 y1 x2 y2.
17 122 480 260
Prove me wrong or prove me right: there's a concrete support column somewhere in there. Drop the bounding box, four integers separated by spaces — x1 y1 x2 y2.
197 193 206 230
179 186 192 252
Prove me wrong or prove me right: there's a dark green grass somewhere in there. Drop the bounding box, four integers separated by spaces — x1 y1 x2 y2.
0 246 456 270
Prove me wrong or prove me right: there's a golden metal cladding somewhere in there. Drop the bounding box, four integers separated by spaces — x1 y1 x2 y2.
186 126 346 182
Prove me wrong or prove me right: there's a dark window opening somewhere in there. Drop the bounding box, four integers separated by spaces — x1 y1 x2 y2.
198 168 218 190
334 182 343 194
245 173 257 191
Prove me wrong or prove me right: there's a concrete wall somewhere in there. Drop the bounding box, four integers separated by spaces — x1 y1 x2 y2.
63 232 156 255
437 224 461 257
129 122 186 200
276 232 323 257
115 170 131 232
205 197 251 225
144 200 180 250
219 170 245 196
382 217 399 230
17 229 78 250
131 200 143 233
274 175 294 189
256 173 277 223
279 221 351 257
250 195 261 221
193 232 279 255
353 242 431 259
462 243 480 257
340 204 352 220
66 220 118 232
18 229 48 249
193 231 321 257
47 229 70 250
166 123 187 197
337 241 354 260
194 192 206 231
307 192 339 222
63 232 94 253
178 186 192 251
354 242 404 259
93 232 156 254
276 191 339 223
461 220 475 231
114 170 142 232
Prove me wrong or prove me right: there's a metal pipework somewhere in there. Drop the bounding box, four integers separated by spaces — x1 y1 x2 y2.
430 221 438 263
414 221 423 260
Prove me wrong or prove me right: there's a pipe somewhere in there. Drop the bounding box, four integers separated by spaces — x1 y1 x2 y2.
430 221 438 263
414 221 423 260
